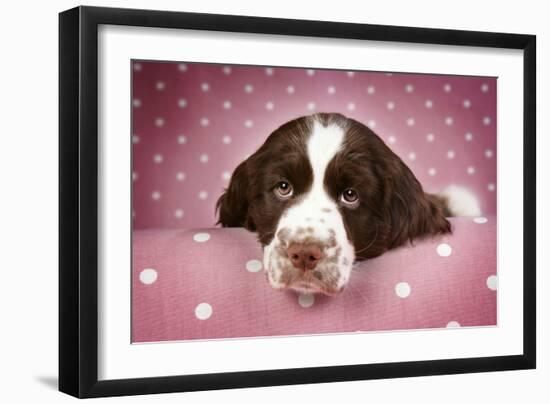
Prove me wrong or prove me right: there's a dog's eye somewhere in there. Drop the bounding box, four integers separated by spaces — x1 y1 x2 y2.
274 181 293 198
341 188 359 205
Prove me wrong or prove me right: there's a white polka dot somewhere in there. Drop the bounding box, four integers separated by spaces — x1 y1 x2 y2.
387 101 395 110
132 98 141 108
265 67 274 76
153 154 163 164
265 101 274 111
155 81 165 91
307 102 316 111
222 66 232 75
426 133 435 142
443 83 452 93
367 120 376 128
176 172 186 181
428 167 437 176
463 99 471 108
465 132 474 142
485 149 493 158
483 116 491 125
287 85 295 94
445 116 454 126
244 119 253 128
133 62 142 71
346 71 355 77
481 83 489 93
139 268 158 285
195 303 212 320
447 150 455 159
174 209 184 219
486 275 497 291
467 166 476 175
387 135 396 144
298 293 315 308
132 135 140 144
201 82 210 92
244 84 254 93
177 135 187 144
425 99 433 108
222 135 232 144
327 85 336 95
347 102 356 111
193 232 210 243
385 72 393 76
488 183 496 192
222 171 231 181
405 84 414 93
198 154 209 164
474 217 488 224
178 98 187 109
246 259 263 273
306 69 315 76
446 321 461 328
151 191 161 200
223 100 232 109
178 63 188 72
437 243 452 257
395 282 411 298
408 152 416 161
198 191 208 200
367 85 375 95
406 118 415 127
200 117 209 127
155 117 165 127
132 172 138 181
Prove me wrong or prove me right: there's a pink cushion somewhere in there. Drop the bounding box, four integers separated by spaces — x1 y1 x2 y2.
132 216 496 343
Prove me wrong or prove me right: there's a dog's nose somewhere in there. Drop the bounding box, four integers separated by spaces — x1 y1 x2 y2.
287 243 323 270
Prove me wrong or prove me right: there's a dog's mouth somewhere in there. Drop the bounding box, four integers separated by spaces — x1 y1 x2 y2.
267 265 345 296
290 281 343 296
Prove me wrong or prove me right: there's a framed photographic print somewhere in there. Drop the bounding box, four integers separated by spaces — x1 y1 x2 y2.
59 6 536 398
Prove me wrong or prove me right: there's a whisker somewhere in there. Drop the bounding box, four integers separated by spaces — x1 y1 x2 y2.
352 224 379 257
258 229 277 244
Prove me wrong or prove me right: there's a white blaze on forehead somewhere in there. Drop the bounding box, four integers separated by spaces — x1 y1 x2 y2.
263 118 354 294
307 121 345 191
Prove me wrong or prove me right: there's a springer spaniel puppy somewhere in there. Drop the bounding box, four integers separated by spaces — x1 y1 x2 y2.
217 113 480 295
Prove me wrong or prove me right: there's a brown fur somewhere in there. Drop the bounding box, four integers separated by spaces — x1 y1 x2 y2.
216 113 451 259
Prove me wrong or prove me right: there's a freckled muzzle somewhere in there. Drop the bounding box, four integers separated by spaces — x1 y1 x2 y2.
263 218 355 295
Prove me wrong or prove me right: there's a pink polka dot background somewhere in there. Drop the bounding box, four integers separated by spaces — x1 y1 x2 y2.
131 61 496 229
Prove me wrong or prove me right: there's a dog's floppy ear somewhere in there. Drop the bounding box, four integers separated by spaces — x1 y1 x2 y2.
216 159 255 230
381 153 450 248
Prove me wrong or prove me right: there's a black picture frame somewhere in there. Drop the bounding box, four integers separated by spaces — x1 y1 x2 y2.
59 5 536 398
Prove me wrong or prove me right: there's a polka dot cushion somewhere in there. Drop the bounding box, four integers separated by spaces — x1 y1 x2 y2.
132 216 496 343
131 62 496 230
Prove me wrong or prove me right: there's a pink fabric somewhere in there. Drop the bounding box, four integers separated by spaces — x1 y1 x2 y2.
132 216 496 343
131 61 497 230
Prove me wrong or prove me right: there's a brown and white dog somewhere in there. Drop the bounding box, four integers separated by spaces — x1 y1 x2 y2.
216 113 480 295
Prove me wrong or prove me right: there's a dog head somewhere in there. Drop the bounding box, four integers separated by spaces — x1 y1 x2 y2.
217 113 450 295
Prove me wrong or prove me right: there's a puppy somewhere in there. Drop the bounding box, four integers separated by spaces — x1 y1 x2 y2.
216 113 480 295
